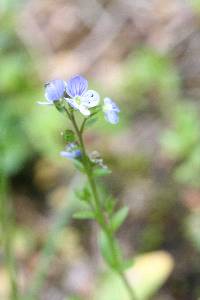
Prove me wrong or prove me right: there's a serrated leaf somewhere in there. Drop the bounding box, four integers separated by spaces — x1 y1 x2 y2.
73 210 95 220
111 206 129 232
93 167 111 177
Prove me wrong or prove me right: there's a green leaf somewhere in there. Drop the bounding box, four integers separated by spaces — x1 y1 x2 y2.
73 210 95 220
93 167 111 177
73 160 85 172
63 129 76 143
85 117 98 127
121 258 134 271
104 196 117 215
99 230 115 268
95 251 174 300
99 230 123 269
111 207 129 232
75 186 91 202
54 101 65 112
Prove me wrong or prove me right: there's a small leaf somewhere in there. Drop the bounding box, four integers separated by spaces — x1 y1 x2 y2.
73 160 85 172
75 186 91 202
99 230 115 268
93 167 111 177
99 230 123 270
121 258 135 271
73 210 95 220
111 206 129 232
95 251 174 300
85 117 98 127
104 196 117 215
63 129 76 143
54 101 65 112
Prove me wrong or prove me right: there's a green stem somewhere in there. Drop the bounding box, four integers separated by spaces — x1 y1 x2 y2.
0 175 19 300
80 118 87 135
70 112 137 300
119 271 137 300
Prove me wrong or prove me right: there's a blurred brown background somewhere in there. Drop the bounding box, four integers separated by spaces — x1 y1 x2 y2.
1 0 200 299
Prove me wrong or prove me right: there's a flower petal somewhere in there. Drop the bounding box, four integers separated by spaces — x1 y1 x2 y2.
104 97 120 112
37 101 53 105
45 79 66 101
60 143 82 160
66 75 88 98
104 111 119 124
79 105 91 116
82 90 100 108
67 98 79 110
60 151 75 159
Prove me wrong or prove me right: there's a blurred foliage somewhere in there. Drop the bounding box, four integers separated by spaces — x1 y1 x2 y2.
189 0 200 13
0 102 30 176
185 212 200 252
161 103 200 187
119 48 180 114
0 9 67 177
96 251 174 300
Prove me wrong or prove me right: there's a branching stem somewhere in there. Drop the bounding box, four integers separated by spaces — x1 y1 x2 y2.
70 111 137 300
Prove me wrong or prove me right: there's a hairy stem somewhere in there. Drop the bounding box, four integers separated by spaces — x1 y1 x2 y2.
70 112 137 300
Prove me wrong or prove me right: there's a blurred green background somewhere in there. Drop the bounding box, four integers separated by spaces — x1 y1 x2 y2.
1 0 200 299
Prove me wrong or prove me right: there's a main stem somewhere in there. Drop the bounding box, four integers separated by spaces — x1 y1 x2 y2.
0 175 19 300
70 113 136 300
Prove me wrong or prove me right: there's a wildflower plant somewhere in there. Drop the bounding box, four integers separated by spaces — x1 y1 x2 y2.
38 75 136 299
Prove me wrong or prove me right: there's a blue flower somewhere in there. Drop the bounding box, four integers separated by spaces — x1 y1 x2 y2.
38 79 66 105
65 75 100 116
60 143 81 160
103 97 120 124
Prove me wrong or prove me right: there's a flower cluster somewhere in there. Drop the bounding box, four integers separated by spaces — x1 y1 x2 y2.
60 143 81 160
39 75 120 123
38 75 120 162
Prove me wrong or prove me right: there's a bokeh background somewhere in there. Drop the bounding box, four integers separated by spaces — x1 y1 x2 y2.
1 0 200 299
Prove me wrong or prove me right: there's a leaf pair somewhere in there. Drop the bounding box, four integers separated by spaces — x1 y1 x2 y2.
75 185 91 203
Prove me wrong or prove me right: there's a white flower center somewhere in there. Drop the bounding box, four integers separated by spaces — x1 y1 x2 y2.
75 96 81 105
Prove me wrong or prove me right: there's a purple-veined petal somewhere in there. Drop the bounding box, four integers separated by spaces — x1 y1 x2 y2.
104 110 119 124
66 75 88 98
45 79 66 101
82 90 100 108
